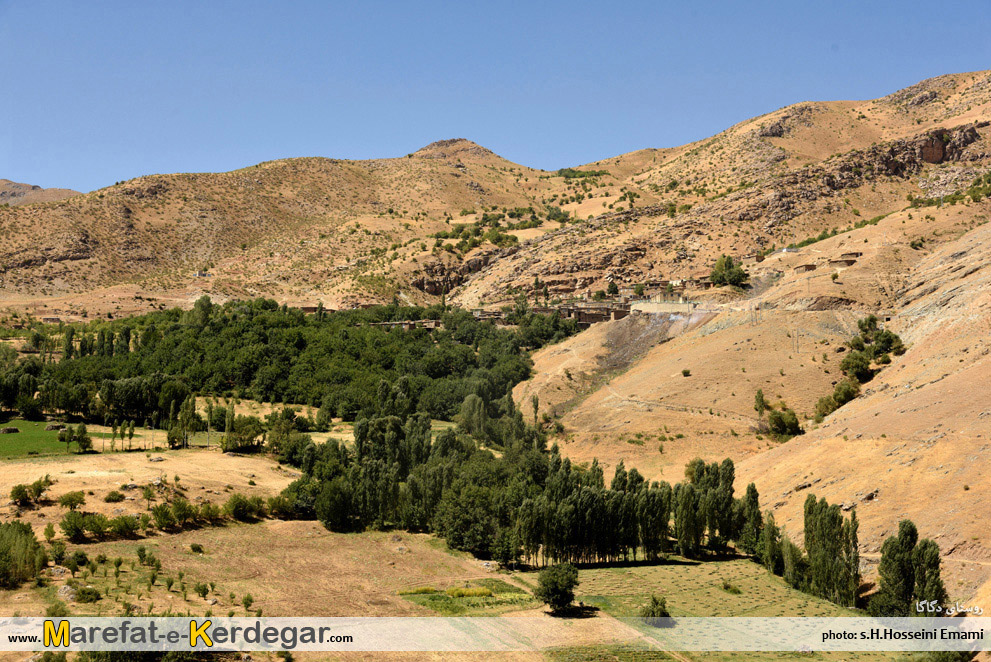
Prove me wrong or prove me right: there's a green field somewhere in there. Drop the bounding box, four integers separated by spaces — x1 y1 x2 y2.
525 558 901 662
399 577 537 615
0 419 68 458
550 556 855 618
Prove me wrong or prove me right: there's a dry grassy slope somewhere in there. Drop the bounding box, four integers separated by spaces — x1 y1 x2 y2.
0 139 617 315
737 218 991 600
452 70 991 307
3 71 990 318
0 179 79 206
513 190 991 597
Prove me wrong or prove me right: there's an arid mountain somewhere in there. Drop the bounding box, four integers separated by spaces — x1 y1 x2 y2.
2 71 990 321
0 179 79 206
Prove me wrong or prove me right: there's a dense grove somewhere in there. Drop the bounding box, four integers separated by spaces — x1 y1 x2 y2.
0 298 578 427
274 387 760 567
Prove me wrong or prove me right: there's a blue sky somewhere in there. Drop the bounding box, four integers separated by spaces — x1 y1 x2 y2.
2 1 989 193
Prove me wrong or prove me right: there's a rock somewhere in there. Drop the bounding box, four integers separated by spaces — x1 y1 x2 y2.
149 457 165 463
56 585 76 602
0 427 20 434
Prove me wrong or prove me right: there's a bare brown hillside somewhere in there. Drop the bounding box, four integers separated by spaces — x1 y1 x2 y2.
0 179 79 206
3 71 990 320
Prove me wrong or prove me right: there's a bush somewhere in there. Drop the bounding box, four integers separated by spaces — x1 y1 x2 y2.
45 601 70 617
721 580 742 594
104 491 125 503
534 563 579 614
109 515 139 538
190 543 204 554
10 484 30 506
681 369 691 377
225 493 261 521
199 502 222 523
75 586 101 603
267 495 293 520
840 351 873 383
151 503 176 530
832 379 860 406
767 408 803 437
172 498 197 527
83 514 110 539
57 491 85 511
49 541 66 564
59 511 87 542
639 594 670 620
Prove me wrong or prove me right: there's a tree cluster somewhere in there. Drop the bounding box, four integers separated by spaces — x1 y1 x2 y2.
1 299 577 429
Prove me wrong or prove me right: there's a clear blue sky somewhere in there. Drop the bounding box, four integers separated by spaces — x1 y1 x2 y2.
2 1 989 193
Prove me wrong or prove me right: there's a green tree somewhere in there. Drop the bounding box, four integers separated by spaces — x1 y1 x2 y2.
754 389 767 419
534 563 579 614
73 424 92 453
710 255 748 287
840 351 873 383
58 491 85 511
739 483 762 555
639 594 670 621
870 520 919 616
912 538 947 615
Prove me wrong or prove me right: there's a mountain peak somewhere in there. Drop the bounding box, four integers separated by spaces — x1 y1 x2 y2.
413 138 496 160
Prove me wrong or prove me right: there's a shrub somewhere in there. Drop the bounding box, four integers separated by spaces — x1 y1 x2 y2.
75 586 101 603
104 491 125 503
109 515 139 538
151 503 176 530
681 369 691 377
840 350 873 383
83 514 110 539
171 498 196 527
534 563 579 614
49 541 67 564
767 408 803 437
199 502 222 523
639 594 670 620
267 495 293 520
225 493 260 521
721 580 742 595
194 582 209 598
57 491 85 511
45 601 70 617
59 511 87 542
29 477 50 501
190 543 204 554
10 484 30 506
832 379 859 405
